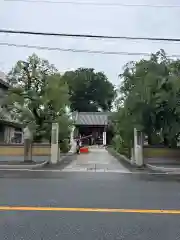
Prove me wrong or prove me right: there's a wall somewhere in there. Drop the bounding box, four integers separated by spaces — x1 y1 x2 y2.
1 125 23 144
0 143 51 156
0 124 5 142
4 126 15 143
143 146 180 160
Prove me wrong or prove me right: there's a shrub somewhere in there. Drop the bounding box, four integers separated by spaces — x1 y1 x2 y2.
112 134 131 158
59 139 70 153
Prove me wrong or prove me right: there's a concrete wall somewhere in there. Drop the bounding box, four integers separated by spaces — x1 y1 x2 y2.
0 144 51 156
143 146 180 159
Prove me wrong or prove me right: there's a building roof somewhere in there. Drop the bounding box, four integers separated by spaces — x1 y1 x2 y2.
72 112 111 126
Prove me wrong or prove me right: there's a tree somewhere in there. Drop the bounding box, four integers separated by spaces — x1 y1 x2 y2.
111 107 134 157
5 54 71 142
114 49 180 149
63 68 116 112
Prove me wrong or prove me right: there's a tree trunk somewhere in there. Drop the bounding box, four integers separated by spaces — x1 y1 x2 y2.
170 138 177 148
147 133 152 145
163 137 169 146
24 139 32 162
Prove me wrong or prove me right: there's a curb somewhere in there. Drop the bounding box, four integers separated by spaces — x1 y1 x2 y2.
106 147 132 163
107 147 133 170
146 164 180 174
44 153 76 170
0 152 76 170
107 147 147 172
0 160 48 170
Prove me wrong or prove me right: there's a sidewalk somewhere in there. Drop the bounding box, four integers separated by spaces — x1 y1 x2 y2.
146 158 180 174
0 153 74 170
0 156 49 163
0 159 47 170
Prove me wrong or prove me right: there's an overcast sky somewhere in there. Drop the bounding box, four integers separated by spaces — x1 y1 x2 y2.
0 0 180 85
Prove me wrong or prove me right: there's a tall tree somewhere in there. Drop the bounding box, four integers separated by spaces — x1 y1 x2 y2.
115 49 180 148
5 54 71 142
63 68 116 112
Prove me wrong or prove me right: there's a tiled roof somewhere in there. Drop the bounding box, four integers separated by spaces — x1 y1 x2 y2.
72 112 111 126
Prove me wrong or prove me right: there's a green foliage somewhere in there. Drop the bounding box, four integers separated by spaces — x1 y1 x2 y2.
114 49 180 149
63 68 116 112
6 54 71 142
112 134 123 152
59 139 70 153
111 108 133 156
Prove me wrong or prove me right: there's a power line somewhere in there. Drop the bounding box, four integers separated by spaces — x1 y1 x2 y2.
4 0 180 8
0 42 180 58
0 29 180 42
0 42 149 55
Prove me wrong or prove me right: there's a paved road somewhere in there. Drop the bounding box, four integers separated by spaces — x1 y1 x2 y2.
0 151 180 239
63 148 130 172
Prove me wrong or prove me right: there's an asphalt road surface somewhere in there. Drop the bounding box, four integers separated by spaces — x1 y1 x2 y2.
0 150 180 239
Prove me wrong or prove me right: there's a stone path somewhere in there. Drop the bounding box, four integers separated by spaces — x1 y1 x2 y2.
62 147 130 172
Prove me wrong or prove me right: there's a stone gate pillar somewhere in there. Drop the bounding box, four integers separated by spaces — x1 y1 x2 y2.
69 125 77 153
103 131 106 146
134 128 143 166
50 123 59 164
